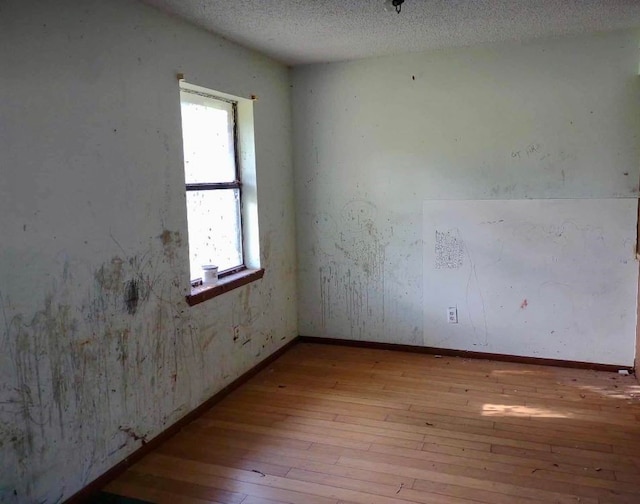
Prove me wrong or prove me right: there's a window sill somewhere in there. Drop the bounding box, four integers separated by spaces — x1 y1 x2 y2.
186 268 265 307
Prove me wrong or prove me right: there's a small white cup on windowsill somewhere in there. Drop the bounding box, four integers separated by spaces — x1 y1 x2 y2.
201 264 219 286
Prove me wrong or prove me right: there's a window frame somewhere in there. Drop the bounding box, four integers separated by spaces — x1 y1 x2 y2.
178 81 264 307
181 89 247 286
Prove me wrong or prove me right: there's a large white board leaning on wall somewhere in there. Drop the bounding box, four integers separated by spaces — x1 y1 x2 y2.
423 199 638 366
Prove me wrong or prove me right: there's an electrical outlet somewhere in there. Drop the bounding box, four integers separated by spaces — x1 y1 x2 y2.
447 306 458 324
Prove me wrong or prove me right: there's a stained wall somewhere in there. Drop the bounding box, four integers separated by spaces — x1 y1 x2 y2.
0 0 297 501
292 30 640 362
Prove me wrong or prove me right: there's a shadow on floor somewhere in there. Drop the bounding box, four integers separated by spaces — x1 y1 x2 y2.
90 492 152 504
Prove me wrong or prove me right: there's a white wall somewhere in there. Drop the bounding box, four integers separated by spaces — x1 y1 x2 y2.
293 31 640 363
423 199 638 366
0 0 297 501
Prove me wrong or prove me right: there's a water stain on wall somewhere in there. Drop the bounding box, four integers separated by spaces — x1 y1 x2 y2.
159 230 181 262
95 256 124 292
317 200 390 339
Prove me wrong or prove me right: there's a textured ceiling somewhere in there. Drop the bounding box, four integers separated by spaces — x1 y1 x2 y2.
141 0 640 65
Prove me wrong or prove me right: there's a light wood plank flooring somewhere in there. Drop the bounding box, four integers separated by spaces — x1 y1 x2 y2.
104 342 640 504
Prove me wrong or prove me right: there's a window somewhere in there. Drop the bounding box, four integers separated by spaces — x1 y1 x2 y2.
180 89 243 280
179 81 263 305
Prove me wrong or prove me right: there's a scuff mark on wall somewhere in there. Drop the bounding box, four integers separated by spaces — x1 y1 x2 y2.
229 284 266 358
118 426 148 445
124 279 140 315
95 257 124 292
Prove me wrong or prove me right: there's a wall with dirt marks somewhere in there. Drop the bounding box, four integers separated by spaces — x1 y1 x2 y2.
0 0 297 501
292 30 640 362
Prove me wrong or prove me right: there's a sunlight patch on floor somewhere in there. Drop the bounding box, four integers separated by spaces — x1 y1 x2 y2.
481 403 572 418
575 383 640 401
490 369 549 377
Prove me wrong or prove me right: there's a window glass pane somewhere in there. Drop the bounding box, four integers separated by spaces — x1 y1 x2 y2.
186 189 243 280
180 92 236 184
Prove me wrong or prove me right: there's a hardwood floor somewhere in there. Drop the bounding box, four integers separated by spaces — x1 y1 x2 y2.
104 342 640 504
